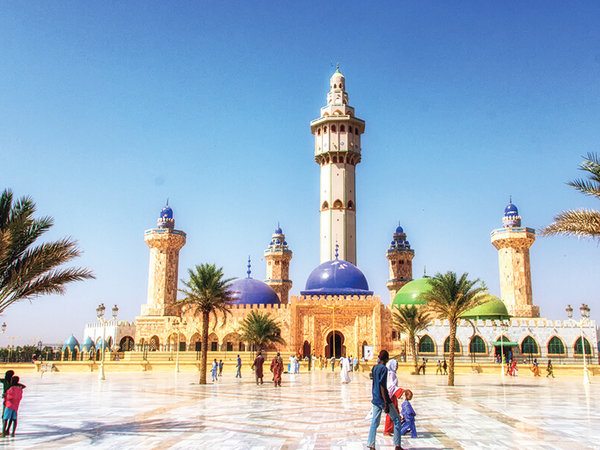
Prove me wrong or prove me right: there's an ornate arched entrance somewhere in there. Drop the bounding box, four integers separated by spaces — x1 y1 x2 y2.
325 331 345 358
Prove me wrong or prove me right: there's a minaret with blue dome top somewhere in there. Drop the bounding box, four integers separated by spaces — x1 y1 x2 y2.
386 224 415 301
491 199 539 318
310 66 365 265
141 202 187 317
264 226 293 304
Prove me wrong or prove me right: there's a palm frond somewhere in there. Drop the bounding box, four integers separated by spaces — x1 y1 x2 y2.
540 209 600 238
0 189 94 313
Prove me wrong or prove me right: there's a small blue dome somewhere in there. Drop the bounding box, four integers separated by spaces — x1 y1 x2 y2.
62 335 80 352
301 259 372 295
160 205 173 219
504 203 518 216
396 225 404 233
82 337 95 351
275 226 283 234
230 278 280 305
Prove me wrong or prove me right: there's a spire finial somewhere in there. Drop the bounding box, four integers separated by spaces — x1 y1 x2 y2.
335 243 339 260
166 198 169 206
247 256 251 278
509 195 512 204
424 265 427 276
336 63 339 71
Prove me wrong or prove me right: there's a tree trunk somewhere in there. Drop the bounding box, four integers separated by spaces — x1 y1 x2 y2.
199 311 209 384
409 334 418 374
448 321 457 386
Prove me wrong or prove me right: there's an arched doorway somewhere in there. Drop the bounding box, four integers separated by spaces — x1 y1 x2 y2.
325 331 345 358
119 336 135 351
302 340 311 358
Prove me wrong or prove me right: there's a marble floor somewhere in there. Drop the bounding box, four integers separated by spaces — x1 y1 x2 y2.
1 368 598 449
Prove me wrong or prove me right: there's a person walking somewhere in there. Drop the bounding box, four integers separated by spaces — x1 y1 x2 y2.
331 356 336 372
211 359 218 382
366 350 403 450
252 352 265 385
270 352 284 387
218 359 224 377
235 355 242 378
340 356 351 383
442 359 448 375
383 359 404 436
436 360 442 375
546 359 555 378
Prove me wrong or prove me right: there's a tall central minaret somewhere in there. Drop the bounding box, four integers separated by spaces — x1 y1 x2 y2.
310 66 365 264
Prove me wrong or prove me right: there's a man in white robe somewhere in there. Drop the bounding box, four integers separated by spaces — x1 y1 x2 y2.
340 356 351 383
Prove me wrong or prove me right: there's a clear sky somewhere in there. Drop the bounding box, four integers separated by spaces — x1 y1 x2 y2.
1 2 600 346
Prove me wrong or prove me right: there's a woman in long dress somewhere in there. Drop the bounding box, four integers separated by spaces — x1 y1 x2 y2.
340 356 351 383
384 359 404 435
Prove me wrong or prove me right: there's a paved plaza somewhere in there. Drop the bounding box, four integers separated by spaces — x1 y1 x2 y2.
0 368 598 449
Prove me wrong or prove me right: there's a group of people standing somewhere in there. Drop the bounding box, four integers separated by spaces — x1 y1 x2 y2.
1 370 25 438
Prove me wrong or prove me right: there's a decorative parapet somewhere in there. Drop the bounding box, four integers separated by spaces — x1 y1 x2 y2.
228 303 290 310
291 294 379 303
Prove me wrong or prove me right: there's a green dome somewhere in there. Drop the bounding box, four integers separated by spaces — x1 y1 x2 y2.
392 277 432 306
461 295 510 320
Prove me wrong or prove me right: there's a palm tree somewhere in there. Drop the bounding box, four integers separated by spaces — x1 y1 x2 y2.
0 189 94 313
239 310 286 356
392 305 431 374
178 263 236 384
541 153 600 239
421 271 486 386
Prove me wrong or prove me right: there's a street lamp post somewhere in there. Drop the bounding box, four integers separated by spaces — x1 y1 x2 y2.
566 304 591 384
97 303 118 381
172 319 187 373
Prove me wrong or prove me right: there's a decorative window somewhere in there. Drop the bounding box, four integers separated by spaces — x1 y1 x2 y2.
349 127 353 134
547 336 565 355
418 335 435 353
321 201 329 210
355 127 359 134
444 336 461 353
333 199 343 209
323 126 328 133
469 335 486 354
574 337 592 355
340 125 345 132
347 200 354 210
521 336 539 354
317 128 321 135
331 125 337 132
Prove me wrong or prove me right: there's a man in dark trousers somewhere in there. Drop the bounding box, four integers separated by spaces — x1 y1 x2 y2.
366 350 403 450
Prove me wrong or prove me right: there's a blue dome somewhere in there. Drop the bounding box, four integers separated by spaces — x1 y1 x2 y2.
82 337 95 351
301 259 373 295
275 226 283 234
62 335 80 352
230 277 280 305
160 205 173 219
504 203 518 216
395 225 404 233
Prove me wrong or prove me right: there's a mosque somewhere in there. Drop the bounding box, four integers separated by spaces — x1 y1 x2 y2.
69 68 596 365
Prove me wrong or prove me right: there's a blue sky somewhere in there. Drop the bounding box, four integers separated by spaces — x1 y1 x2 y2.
1 2 600 345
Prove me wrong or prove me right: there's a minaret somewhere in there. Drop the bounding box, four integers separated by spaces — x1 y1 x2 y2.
386 225 415 301
264 226 293 304
310 66 365 265
491 200 539 318
141 203 186 317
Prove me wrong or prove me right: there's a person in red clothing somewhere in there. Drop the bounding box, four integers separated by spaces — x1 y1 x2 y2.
2 376 24 437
